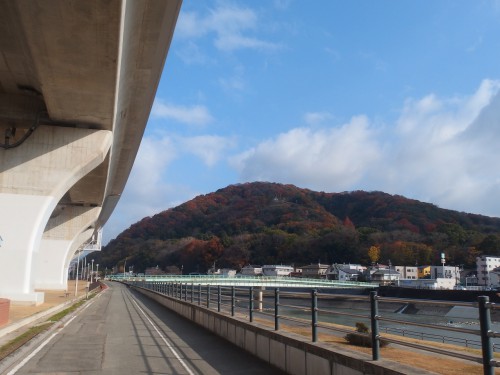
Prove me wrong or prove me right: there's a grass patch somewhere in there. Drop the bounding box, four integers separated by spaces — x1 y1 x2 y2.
0 292 96 361
0 322 53 360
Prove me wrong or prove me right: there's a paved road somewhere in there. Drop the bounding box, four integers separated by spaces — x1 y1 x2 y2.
5 282 285 374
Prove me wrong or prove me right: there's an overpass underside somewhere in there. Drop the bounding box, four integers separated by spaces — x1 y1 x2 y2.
0 0 181 304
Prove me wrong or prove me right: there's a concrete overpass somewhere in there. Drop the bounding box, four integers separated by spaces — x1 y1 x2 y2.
0 0 182 304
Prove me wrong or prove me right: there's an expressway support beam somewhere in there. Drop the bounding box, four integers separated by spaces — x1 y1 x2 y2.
0 126 111 304
35 207 101 290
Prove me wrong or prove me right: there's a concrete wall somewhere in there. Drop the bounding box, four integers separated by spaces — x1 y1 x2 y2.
133 286 433 375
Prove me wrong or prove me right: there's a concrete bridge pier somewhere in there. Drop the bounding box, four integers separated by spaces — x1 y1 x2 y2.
34 207 101 290
0 126 111 304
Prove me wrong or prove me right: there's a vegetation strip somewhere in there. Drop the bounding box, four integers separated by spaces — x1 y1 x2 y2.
0 294 95 361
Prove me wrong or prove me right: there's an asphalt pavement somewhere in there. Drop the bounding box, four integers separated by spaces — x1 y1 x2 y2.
2 282 286 375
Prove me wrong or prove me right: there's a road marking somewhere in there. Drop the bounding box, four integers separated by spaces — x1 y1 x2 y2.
6 297 98 375
131 297 195 375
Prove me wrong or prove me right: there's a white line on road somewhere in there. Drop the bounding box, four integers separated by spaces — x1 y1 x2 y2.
6 296 99 375
131 297 195 375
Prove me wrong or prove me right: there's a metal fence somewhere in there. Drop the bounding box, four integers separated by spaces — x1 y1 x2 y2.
130 280 500 375
110 274 375 289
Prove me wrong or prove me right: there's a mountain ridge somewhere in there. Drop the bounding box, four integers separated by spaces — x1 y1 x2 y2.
95 182 500 274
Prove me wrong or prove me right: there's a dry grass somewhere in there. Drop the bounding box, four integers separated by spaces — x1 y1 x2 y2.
0 291 96 362
250 316 499 375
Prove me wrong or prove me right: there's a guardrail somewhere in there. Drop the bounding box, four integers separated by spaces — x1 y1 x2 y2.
129 280 500 375
109 274 375 289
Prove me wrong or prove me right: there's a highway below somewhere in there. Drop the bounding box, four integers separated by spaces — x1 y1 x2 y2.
4 282 285 375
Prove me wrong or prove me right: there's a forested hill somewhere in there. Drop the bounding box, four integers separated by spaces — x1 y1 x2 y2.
96 182 500 274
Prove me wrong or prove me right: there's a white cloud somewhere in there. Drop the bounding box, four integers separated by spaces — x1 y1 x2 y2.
176 41 212 65
104 80 500 243
151 100 214 126
102 131 238 242
303 111 334 125
219 65 246 92
176 3 280 52
102 136 180 243
231 115 380 191
180 135 237 167
232 79 500 217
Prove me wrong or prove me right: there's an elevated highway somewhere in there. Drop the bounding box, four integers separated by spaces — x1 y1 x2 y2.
0 0 182 304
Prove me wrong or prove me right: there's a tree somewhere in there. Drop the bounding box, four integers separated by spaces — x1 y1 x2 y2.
368 245 380 264
478 234 500 256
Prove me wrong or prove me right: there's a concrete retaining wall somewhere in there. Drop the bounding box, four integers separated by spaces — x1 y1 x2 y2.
134 287 433 375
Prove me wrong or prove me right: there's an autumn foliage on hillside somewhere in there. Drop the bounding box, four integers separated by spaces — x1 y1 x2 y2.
94 182 500 274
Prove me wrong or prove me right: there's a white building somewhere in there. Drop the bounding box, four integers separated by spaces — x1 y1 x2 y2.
327 264 365 281
208 268 237 277
399 278 456 290
429 266 461 281
476 255 500 287
262 265 294 277
240 265 263 276
371 269 400 284
394 266 418 279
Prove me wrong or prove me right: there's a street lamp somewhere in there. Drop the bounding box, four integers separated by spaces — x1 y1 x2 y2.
96 264 99 280
75 250 81 297
91 259 94 283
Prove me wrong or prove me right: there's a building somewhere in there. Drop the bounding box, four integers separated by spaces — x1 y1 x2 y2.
429 265 460 281
301 263 329 279
208 268 237 277
262 265 294 277
327 264 365 281
394 266 418 279
417 266 431 279
399 278 456 290
370 269 400 284
476 255 500 287
145 266 164 276
240 265 263 276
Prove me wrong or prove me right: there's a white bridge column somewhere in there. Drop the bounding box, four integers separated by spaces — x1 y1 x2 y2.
0 125 111 304
35 207 101 290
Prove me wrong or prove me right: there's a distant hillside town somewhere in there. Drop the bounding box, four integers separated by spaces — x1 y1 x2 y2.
104 254 499 292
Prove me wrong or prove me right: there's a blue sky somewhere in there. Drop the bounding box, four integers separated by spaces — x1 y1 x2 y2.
103 0 500 244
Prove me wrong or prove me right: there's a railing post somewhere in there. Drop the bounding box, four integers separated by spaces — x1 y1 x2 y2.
249 287 254 323
218 285 221 312
231 286 235 316
258 287 263 311
370 291 380 360
198 284 202 305
190 283 194 303
478 296 494 375
207 285 211 308
184 283 188 301
275 288 280 331
312 289 318 342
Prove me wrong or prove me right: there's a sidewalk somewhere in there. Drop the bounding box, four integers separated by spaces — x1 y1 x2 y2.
0 280 90 346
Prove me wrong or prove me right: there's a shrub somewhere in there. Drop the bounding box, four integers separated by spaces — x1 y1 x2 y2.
344 322 389 348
